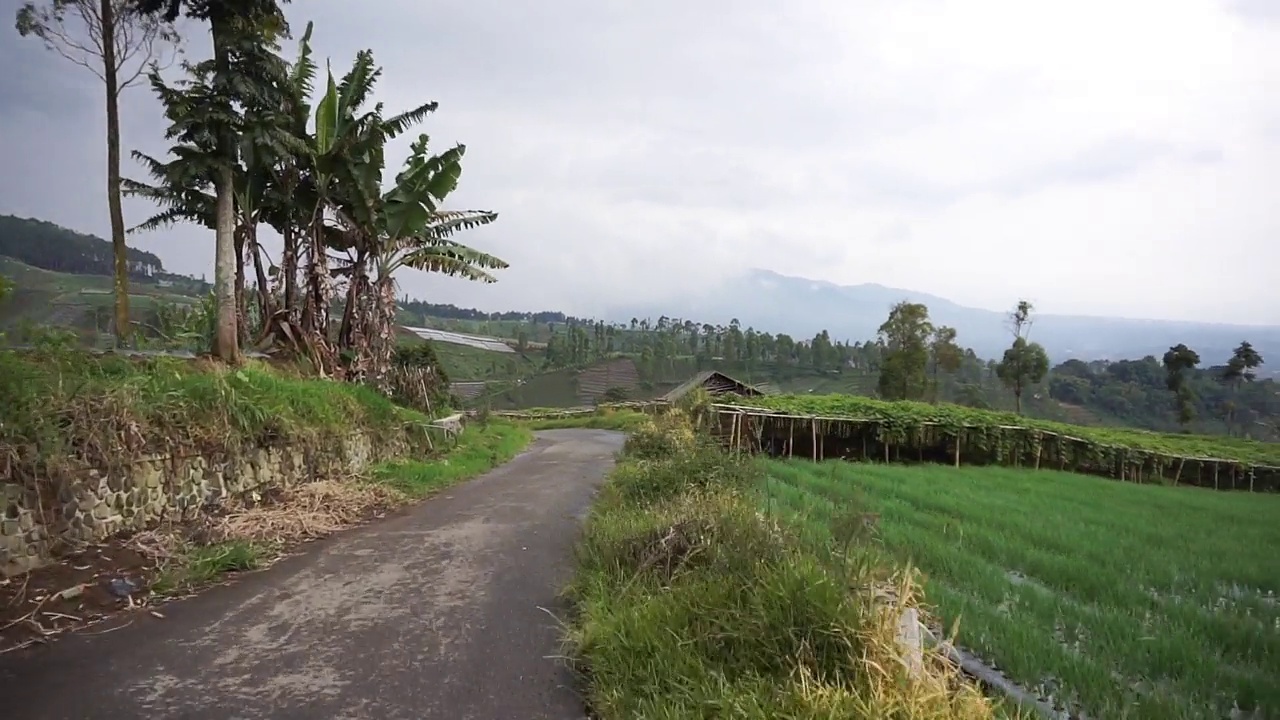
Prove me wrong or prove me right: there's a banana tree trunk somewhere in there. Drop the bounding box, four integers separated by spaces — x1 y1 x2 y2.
281 225 299 321
302 223 332 341
338 250 369 352
364 273 399 388
250 234 272 324
235 224 248 344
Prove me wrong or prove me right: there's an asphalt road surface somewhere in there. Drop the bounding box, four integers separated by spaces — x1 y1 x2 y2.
0 429 624 720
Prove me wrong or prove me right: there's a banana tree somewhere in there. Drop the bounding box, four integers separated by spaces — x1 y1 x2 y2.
305 50 449 370
346 134 505 380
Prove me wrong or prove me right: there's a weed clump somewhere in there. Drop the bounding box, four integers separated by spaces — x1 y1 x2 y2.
565 413 998 719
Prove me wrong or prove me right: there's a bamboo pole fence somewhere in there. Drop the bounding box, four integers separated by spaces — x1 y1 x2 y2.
707 404 1279 493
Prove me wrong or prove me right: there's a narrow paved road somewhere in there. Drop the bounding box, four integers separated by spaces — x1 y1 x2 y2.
0 429 624 720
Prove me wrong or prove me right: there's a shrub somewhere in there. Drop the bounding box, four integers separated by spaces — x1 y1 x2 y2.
622 412 698 460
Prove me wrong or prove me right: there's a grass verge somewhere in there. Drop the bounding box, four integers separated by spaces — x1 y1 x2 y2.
563 414 999 719
370 421 533 498
765 459 1280 719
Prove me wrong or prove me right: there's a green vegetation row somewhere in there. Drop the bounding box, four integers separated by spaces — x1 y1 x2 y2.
0 349 432 484
724 393 1280 467
765 460 1280 719
563 414 999 719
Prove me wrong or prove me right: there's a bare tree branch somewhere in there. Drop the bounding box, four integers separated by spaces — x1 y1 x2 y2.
15 0 181 93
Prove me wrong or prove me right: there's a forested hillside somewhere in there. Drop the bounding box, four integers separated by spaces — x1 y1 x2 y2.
0 215 168 279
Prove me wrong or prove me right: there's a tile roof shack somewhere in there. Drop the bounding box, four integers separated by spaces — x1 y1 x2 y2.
661 371 764 403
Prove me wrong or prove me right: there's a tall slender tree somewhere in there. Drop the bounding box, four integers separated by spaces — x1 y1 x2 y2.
15 0 178 341
1162 343 1201 427
876 301 933 401
928 325 962 403
996 300 1049 414
1220 340 1264 435
133 0 289 363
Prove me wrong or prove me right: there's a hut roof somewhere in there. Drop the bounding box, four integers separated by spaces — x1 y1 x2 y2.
661 370 764 402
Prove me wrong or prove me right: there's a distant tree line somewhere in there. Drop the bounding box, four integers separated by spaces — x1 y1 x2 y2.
0 215 164 278
396 299 589 327
453 303 1275 438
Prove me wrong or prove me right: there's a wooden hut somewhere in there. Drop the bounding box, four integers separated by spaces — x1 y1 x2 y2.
661 371 764 403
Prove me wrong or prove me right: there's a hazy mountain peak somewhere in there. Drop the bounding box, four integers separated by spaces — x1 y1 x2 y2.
611 268 1280 365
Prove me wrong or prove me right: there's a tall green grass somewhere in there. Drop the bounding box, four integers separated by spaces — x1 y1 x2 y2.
766 460 1280 719
563 416 999 719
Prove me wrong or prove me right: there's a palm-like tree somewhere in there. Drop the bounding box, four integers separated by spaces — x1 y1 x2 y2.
128 19 505 380
132 0 291 362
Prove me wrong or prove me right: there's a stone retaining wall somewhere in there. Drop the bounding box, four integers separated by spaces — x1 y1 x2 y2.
2 432 410 576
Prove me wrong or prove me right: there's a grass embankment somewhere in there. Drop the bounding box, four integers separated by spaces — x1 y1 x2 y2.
728 394 1280 466
766 460 1280 719
0 349 532 631
0 348 427 467
563 414 998 719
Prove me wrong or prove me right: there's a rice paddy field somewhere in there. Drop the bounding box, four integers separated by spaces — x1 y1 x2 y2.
764 459 1280 719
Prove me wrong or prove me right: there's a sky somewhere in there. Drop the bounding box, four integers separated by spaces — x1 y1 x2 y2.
1 0 1278 324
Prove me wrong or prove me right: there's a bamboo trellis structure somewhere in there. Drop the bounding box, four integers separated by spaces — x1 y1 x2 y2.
708 404 1279 493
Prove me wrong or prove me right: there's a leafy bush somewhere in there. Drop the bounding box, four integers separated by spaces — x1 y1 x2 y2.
622 412 698 460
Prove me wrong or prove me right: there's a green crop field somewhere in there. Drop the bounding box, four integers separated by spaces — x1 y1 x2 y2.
764 459 1280 719
727 393 1280 467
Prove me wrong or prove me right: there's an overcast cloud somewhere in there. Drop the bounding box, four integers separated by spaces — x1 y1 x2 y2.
2 0 1278 324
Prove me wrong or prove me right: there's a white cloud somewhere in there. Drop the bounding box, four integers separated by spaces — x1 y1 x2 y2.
1 0 1276 324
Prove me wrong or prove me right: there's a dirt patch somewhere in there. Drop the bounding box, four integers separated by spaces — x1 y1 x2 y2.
1 539 156 654
1 478 409 654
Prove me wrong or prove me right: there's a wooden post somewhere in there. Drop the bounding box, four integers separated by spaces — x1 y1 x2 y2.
1033 433 1042 470
788 419 795 458
812 419 818 462
819 432 825 462
1173 457 1184 486
954 434 961 468
1213 462 1219 490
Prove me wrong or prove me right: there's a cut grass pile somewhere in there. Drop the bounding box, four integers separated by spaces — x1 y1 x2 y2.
765 459 1280 719
146 421 532 594
563 414 998 719
0 348 428 471
729 394 1280 467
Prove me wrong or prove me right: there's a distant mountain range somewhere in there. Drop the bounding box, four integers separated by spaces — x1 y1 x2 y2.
605 268 1280 368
